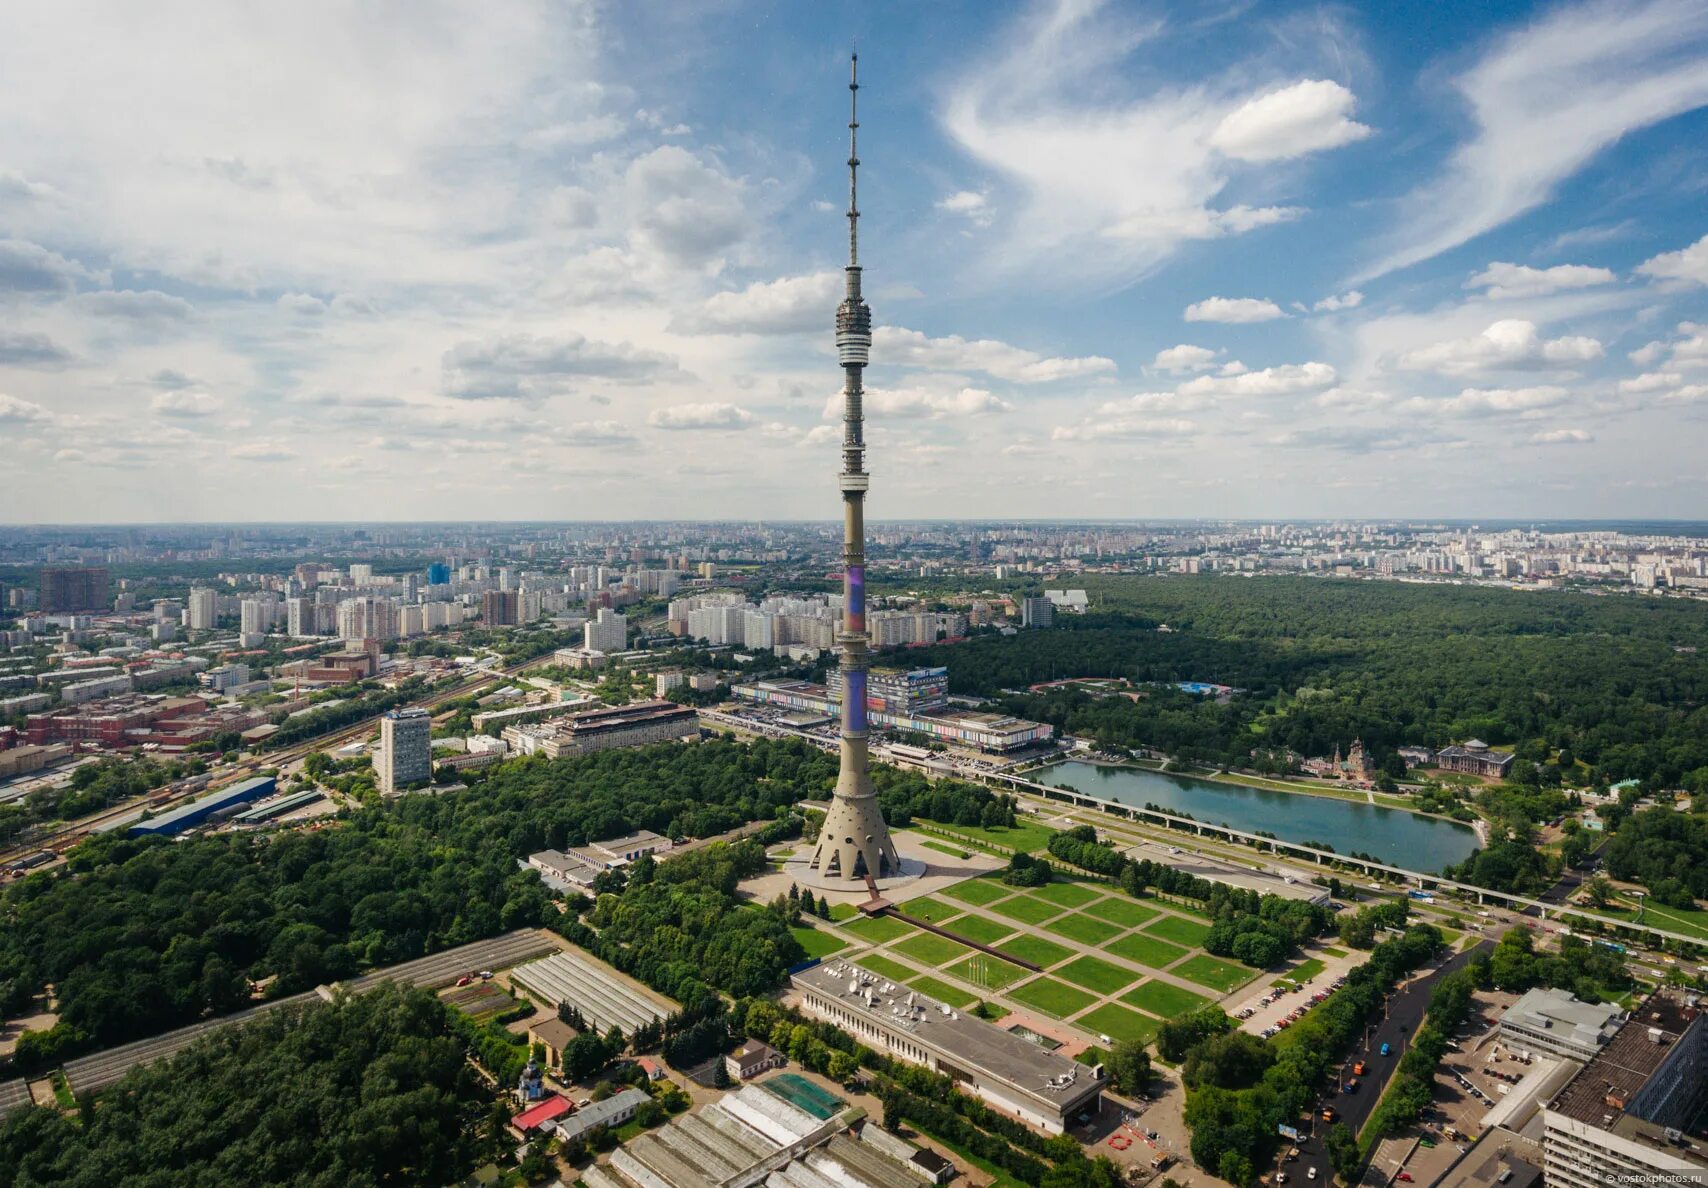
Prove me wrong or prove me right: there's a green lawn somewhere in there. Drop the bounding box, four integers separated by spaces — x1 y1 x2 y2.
1320 946 1348 957
1044 913 1125 947
1274 957 1327 986
1106 932 1190 969
941 877 1012 907
995 934 1076 968
1056 955 1141 996
791 925 849 959
899 895 965 924
1031 881 1103 909
854 954 920 983
921 839 976 860
842 914 915 944
919 818 1058 855
1121 980 1210 1018
1174 954 1256 992
893 932 974 967
1083 897 1160 927
944 953 1030 991
1008 977 1099 1020
909 975 978 1009
1144 914 1214 948
940 914 1015 947
990 895 1066 926
1077 1003 1161 1046
828 902 859 922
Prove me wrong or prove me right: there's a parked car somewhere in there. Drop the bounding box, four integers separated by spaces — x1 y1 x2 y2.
1380 1042 1392 1056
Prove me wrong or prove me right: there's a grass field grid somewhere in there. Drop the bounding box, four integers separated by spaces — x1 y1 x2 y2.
856 953 922 983
1105 932 1190 969
1174 954 1256 992
1044 912 1125 947
791 925 849 959
990 894 1067 926
899 896 966 924
1030 881 1104 909
908 975 978 1009
918 819 1058 855
1056 955 1142 996
944 952 1030 991
938 914 1015 947
842 914 915 944
1083 897 1160 927
940 878 1012 907
1076 1003 1160 1046
1143 914 1214 948
1008 976 1099 1020
892 932 974 967
995 934 1076 969
1121 979 1210 1018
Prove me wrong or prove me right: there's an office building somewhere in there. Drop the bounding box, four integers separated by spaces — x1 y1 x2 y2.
737 673 1053 753
199 663 251 693
482 589 520 627
39 567 110 612
1542 990 1707 1188
502 700 697 759
1499 988 1625 1062
584 607 627 654
427 562 451 585
1020 596 1054 628
187 587 219 630
377 707 432 793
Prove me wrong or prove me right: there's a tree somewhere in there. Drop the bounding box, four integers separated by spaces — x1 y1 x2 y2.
1586 875 1614 908
1107 1039 1151 1096
827 1050 860 1083
713 1059 732 1089
1325 1122 1361 1184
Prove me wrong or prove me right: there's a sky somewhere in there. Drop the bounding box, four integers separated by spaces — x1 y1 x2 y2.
2 0 1708 524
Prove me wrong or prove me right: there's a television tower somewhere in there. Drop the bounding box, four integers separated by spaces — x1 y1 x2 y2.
809 53 901 883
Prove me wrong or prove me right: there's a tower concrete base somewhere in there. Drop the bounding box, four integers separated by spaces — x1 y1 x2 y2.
782 854 927 895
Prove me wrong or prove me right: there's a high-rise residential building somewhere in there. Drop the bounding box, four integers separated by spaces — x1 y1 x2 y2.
187 588 219 630
336 596 400 641
1021 596 1054 628
294 562 322 588
584 608 627 654
286 597 317 637
39 567 110 612
349 563 374 584
376 707 432 793
809 56 901 884
483 589 520 626
239 599 274 637
427 563 451 585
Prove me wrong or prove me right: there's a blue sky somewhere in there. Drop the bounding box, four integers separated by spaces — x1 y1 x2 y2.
2 0 1707 522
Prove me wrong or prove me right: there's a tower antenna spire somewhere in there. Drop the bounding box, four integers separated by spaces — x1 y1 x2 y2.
847 51 860 273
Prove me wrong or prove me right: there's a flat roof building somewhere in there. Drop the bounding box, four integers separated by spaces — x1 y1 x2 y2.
1499 987 1625 1063
509 947 680 1037
1122 839 1333 905
129 776 277 837
502 700 698 759
791 959 1104 1134
737 676 1053 754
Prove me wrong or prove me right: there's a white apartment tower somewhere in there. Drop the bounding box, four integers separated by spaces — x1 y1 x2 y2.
584 608 627 654
377 707 433 793
187 587 219 631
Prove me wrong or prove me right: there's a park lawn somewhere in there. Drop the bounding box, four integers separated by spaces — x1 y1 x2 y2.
828 902 859 922
1274 957 1327 986
1030 881 1104 909
1008 977 1099 1020
995 934 1076 969
1077 1003 1161 1047
941 877 1012 907
919 818 1058 855
900 895 965 925
1121 980 1210 1019
1144 914 1214 948
909 975 978 1009
944 953 1030 991
842 915 916 944
1056 955 1141 996
1320 946 1349 958
940 914 1015 947
1174 954 1257 992
1044 913 1125 947
1155 899 1215 921
990 895 1066 926
1106 932 1190 970
791 926 849 959
892 932 974 968
854 953 920 983
921 840 976 860
1083 897 1160 928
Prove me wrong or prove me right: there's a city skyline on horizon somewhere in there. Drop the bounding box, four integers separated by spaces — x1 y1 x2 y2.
3 1 1708 523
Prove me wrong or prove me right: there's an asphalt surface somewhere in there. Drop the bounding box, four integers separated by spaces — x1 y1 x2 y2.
1277 941 1493 1185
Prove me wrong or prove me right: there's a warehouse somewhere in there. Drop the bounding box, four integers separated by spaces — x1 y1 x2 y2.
129 776 277 837
510 947 680 1036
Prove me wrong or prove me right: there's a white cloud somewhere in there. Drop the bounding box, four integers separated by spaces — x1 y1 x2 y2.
0 238 99 294
1153 344 1219 373
672 271 840 335
230 442 297 461
0 330 73 366
1053 417 1198 441
277 292 328 317
1096 391 1206 415
1530 427 1593 443
0 393 52 423
1636 233 1708 286
73 289 195 323
877 326 1115 383
1618 372 1682 394
1465 261 1616 299
1209 79 1372 162
936 190 992 226
562 420 637 444
442 333 681 400
822 385 1012 421
647 402 754 430
1658 383 1708 403
624 145 749 269
1179 362 1337 397
1357 0 1708 281
150 390 221 418
1312 290 1364 312
1399 319 1603 375
1184 296 1285 324
1437 385 1571 415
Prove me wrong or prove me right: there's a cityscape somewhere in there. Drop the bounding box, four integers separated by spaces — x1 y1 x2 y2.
3 4 1708 1188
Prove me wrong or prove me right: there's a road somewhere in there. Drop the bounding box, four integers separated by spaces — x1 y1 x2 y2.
1279 941 1492 1185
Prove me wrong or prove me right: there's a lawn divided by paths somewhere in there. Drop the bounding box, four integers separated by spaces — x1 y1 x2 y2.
909 975 978 1009
1056 955 1140 996
1029 881 1103 909
892 932 973 968
1008 976 1098 1020
943 953 1030 991
899 896 965 925
1173 954 1256 992
1105 932 1190 970
939 914 1015 947
1044 912 1124 947
1121 979 1210 1019
940 878 1012 908
856 954 922 983
1083 897 1159 928
1143 914 1214 948
990 895 1066 926
1077 1003 1160 1046
995 934 1075 969
842 915 915 944
791 926 849 959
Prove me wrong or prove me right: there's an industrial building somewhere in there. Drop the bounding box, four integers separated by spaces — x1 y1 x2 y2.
509 947 680 1037
128 776 277 837
736 674 1053 754
501 699 699 759
231 787 325 825
1542 989 1708 1188
1498 987 1625 1062
791 959 1104 1134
